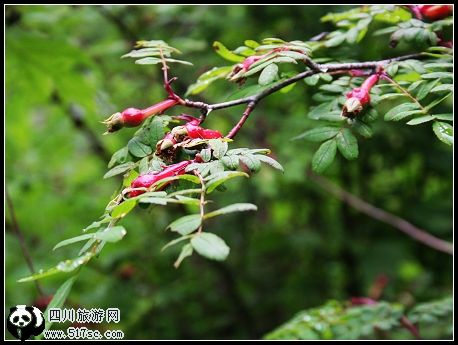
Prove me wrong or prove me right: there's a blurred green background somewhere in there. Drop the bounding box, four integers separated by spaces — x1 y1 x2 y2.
5 5 452 340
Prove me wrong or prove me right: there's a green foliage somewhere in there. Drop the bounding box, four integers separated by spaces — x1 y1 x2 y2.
266 296 453 340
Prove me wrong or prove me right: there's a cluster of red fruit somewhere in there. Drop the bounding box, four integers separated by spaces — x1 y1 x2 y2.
103 99 222 198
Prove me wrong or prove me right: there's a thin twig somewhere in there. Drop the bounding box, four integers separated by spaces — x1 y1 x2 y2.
308 170 453 255
183 53 423 115
226 102 257 139
6 189 45 296
400 315 421 339
381 74 427 113
194 170 206 234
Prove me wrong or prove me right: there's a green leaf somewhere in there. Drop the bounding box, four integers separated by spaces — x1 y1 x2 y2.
221 155 240 169
432 121 453 146
152 173 201 190
108 147 129 168
174 243 193 268
94 226 127 243
308 103 333 120
200 148 212 162
138 197 168 205
56 252 94 273
319 84 345 93
191 232 230 261
352 121 373 138
164 58 193 66
244 40 260 48
18 267 62 283
123 169 139 187
104 162 135 179
53 234 94 251
138 157 149 174
42 275 78 335
312 139 337 173
209 139 228 159
336 128 358 160
433 113 453 121
200 66 233 81
244 57 296 77
240 154 261 172
128 137 152 158
406 115 435 125
293 127 340 142
431 84 453 93
416 79 440 101
424 92 452 111
206 171 249 193
134 57 162 65
205 203 257 219
384 103 422 121
168 214 201 235
147 119 166 147
423 62 453 69
422 72 453 80
256 155 284 172
304 74 320 86
258 63 279 86
111 199 137 218
325 33 346 47
162 235 193 251
280 82 296 94
213 41 244 62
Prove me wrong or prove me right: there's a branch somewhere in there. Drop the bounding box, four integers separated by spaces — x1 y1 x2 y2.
183 53 423 114
194 170 206 234
226 101 257 139
6 189 45 296
307 170 453 255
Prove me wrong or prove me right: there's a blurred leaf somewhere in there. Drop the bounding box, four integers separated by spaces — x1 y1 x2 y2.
205 203 257 219
293 127 340 142
406 115 435 126
312 139 337 173
432 122 453 146
205 171 249 193
336 128 358 160
213 41 244 62
174 243 193 268
191 232 230 261
257 155 284 172
112 199 137 218
384 103 422 121
103 162 135 179
42 275 78 334
240 154 261 172
258 63 279 86
209 139 228 159
53 234 93 251
94 226 127 243
168 214 201 235
128 137 153 158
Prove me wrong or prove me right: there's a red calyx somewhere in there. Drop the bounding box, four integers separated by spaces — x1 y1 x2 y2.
129 160 193 197
174 115 223 139
103 98 179 133
418 5 453 21
342 74 379 118
185 123 223 139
